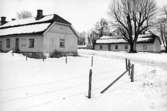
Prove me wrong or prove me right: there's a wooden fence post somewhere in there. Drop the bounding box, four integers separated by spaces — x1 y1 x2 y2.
65 56 67 64
130 64 134 82
42 57 45 62
125 58 128 70
128 59 131 76
88 69 92 99
12 51 14 56
26 56 27 61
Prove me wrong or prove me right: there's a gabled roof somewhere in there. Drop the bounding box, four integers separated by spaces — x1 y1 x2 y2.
0 23 51 36
0 14 71 29
0 15 53 29
96 37 126 44
0 14 71 37
96 34 160 44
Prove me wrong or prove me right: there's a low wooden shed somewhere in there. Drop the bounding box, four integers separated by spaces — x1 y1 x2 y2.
95 34 161 52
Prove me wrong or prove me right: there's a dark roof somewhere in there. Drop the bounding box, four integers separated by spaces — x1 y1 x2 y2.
52 14 71 25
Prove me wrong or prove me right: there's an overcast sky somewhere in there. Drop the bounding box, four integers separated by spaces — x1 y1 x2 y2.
0 0 167 32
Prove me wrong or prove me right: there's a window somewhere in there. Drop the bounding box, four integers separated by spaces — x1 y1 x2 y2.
6 39 10 48
59 39 65 48
108 45 111 51
0 41 2 50
125 45 128 49
100 45 103 50
115 45 118 49
29 39 35 48
143 44 147 50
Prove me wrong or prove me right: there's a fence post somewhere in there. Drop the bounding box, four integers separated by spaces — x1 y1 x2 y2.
125 58 128 70
91 56 93 67
88 68 92 99
26 56 27 61
130 64 134 82
42 56 45 62
65 56 67 64
12 51 14 56
128 59 131 76
128 60 131 68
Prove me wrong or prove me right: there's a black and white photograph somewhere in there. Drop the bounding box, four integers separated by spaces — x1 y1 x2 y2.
0 0 167 111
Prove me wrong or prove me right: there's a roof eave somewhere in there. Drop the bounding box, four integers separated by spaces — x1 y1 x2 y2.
0 31 44 37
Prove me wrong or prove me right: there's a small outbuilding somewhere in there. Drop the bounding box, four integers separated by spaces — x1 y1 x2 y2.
0 10 78 58
95 34 161 52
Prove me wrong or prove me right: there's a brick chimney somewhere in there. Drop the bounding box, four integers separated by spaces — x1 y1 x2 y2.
1 16 7 25
36 9 43 20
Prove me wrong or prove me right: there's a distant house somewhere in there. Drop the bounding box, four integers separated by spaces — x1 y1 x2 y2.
0 10 78 58
95 34 161 52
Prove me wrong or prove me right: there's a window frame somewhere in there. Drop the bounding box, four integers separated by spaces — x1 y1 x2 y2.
99 45 103 50
0 41 2 49
115 45 118 49
143 44 147 50
108 44 111 51
6 39 10 48
29 39 35 48
59 39 65 48
125 45 128 49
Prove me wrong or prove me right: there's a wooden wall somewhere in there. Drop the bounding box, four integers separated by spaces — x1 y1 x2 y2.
43 22 78 56
95 38 161 52
0 35 43 52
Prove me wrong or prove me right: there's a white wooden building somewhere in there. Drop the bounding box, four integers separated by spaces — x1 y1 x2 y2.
95 34 161 52
0 10 78 58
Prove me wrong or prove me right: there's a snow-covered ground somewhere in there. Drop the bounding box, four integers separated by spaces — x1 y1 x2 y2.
79 49 167 70
0 50 167 111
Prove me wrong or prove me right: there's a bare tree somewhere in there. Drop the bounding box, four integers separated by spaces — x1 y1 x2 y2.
78 32 86 45
162 5 167 20
87 30 99 49
17 10 32 19
95 18 109 37
159 5 167 52
109 0 157 53
87 18 110 49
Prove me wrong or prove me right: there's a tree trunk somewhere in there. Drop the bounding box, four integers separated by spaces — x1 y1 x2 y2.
165 47 167 52
92 40 96 49
129 42 137 53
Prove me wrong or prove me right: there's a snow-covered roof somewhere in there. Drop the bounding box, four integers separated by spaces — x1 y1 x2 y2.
100 35 122 39
0 23 51 36
0 15 54 29
96 34 159 44
96 38 127 44
0 14 71 37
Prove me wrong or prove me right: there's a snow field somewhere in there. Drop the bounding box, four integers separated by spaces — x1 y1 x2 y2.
0 51 167 111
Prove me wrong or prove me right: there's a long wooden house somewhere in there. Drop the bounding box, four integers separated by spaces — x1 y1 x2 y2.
95 34 161 52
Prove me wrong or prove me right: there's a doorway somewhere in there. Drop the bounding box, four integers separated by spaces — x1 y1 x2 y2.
0 41 2 51
15 38 20 52
108 44 111 51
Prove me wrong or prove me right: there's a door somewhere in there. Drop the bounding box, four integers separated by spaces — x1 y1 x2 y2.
108 44 111 51
0 41 2 51
15 38 20 52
